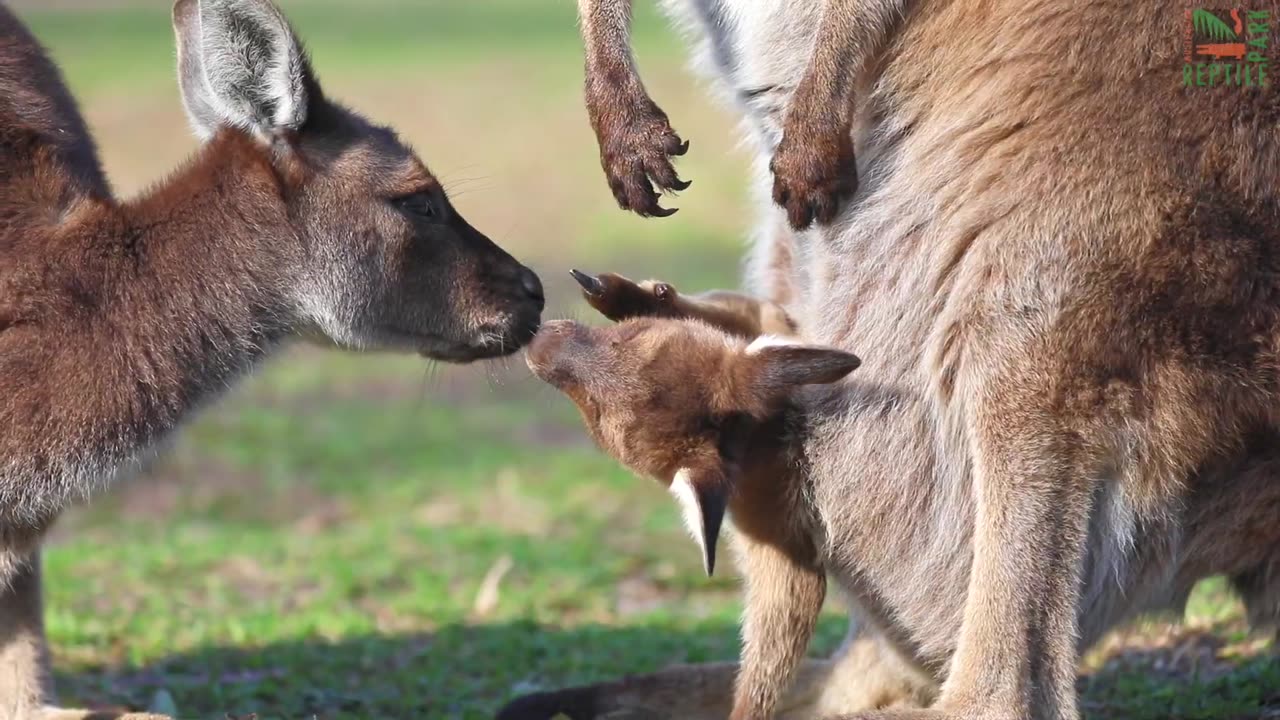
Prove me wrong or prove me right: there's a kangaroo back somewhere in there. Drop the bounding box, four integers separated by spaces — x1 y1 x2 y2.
0 5 107 223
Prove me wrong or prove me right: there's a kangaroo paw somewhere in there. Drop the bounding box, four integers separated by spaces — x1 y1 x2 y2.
571 270 678 322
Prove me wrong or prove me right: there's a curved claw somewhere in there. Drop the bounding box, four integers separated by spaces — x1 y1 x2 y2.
570 269 605 297
668 177 693 192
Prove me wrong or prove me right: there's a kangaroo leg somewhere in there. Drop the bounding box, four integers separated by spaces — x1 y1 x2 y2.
495 616 935 720
0 546 51 720
770 0 905 230
832 361 1097 720
570 270 796 339
0 538 170 720
811 622 938 715
578 0 690 218
829 363 1095 720
1178 448 1280 641
937 386 1093 720
728 524 826 720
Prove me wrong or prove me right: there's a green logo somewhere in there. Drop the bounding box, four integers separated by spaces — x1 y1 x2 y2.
1183 8 1271 87
1193 8 1240 40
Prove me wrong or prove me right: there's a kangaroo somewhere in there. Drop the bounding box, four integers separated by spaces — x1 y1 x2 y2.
507 0 1280 717
513 262 1280 720
525 273 862 720
0 1 545 717
576 0 895 228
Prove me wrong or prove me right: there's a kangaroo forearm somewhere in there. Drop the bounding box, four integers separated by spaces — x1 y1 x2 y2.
790 0 902 126
579 0 642 97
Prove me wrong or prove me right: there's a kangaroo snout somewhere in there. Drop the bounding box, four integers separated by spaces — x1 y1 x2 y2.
519 266 545 306
498 263 545 350
525 319 583 384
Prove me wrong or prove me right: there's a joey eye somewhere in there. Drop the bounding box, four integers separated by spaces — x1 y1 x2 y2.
393 192 440 221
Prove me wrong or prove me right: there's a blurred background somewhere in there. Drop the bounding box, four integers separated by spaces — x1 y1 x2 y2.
11 1 1276 718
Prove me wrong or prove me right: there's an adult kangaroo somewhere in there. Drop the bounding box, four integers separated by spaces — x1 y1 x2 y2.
0 1 544 716
502 1 1280 719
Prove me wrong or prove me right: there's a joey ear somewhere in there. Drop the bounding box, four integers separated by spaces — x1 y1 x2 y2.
742 338 861 403
173 0 314 142
669 466 730 577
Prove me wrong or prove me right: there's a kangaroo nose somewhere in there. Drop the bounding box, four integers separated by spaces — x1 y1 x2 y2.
520 267 545 308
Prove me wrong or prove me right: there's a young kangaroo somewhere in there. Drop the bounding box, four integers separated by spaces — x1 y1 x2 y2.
513 268 1280 720
516 277 920 720
577 0 892 228
523 274 860 720
0 1 544 717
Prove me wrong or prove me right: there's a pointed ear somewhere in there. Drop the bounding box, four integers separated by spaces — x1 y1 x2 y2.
740 337 861 405
669 465 730 577
172 0 314 142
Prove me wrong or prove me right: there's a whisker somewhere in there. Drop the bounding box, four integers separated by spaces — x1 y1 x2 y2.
415 360 442 410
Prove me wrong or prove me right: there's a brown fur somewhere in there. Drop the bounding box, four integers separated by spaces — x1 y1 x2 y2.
0 2 544 716
768 0 882 230
575 0 888 226
509 1 1280 719
570 270 797 337
522 289 859 720
517 257 1280 718
577 0 691 217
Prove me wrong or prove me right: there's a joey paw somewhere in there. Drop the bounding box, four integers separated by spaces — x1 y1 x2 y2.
593 99 690 218
570 270 678 322
769 121 858 231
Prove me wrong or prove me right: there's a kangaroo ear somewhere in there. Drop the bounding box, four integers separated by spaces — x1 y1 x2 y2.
172 0 314 142
740 337 861 405
669 465 731 577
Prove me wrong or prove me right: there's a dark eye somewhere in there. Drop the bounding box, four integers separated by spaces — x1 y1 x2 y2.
393 192 439 221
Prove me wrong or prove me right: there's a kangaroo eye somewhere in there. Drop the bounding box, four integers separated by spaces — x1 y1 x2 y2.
393 192 439 221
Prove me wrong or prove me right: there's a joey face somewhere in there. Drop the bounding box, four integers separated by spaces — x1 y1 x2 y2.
526 318 733 476
526 316 860 575
172 0 543 362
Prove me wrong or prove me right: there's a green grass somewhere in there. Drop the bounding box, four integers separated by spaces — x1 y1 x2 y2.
6 1 1277 718
20 0 680 98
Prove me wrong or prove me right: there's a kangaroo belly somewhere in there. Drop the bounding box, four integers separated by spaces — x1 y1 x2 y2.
800 0 1280 676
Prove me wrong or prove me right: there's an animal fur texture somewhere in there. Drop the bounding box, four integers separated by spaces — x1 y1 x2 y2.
502 1 1280 719
0 1 544 717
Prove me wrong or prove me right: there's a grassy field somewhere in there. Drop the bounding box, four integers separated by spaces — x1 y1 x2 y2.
11 1 1279 718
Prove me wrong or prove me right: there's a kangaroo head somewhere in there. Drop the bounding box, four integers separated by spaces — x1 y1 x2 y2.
526 318 859 575
171 0 543 362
